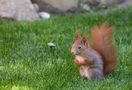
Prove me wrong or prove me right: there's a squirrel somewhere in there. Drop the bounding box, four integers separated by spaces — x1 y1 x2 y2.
71 22 117 80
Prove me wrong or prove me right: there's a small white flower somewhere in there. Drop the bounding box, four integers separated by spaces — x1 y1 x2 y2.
48 43 56 48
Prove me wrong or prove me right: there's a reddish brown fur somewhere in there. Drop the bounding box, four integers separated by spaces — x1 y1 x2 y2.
71 32 104 80
71 22 117 80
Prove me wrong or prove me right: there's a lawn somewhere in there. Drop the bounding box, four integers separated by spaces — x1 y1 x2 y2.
0 7 132 90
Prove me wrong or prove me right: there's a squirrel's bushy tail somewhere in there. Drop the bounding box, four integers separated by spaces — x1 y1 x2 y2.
91 22 117 75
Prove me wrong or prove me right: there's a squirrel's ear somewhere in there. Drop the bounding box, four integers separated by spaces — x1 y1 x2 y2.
76 32 81 39
82 33 90 48
100 21 109 29
82 33 87 42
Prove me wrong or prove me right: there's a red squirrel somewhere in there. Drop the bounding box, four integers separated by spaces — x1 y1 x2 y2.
71 22 117 80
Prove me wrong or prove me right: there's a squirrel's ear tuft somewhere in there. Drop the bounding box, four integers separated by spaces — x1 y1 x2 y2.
76 32 81 39
82 33 90 48
100 21 110 29
82 33 87 42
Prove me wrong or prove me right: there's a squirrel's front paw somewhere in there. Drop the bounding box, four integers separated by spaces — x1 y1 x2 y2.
74 59 81 67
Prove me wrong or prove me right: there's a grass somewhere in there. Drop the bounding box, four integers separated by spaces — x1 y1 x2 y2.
0 7 132 90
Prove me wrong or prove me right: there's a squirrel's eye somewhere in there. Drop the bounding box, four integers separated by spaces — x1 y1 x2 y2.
78 46 81 49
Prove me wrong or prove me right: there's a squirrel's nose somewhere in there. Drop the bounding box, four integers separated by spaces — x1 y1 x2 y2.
71 50 74 54
71 51 76 55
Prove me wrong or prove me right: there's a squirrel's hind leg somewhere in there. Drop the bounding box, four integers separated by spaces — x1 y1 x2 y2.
87 69 104 80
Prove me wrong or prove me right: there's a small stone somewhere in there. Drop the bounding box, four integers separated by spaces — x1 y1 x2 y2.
38 12 50 19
